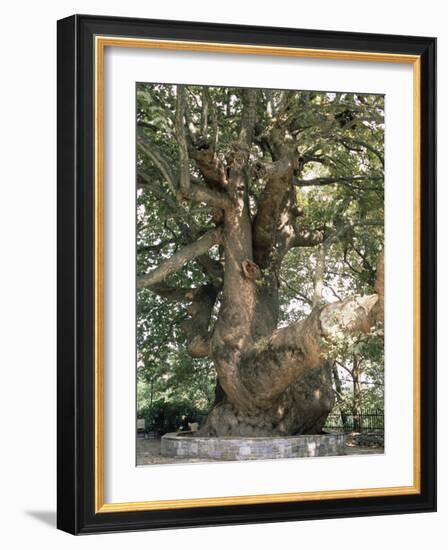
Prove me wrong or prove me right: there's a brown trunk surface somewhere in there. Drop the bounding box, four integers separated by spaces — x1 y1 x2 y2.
200 363 334 436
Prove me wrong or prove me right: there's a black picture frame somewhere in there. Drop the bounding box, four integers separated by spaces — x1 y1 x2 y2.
57 14 436 534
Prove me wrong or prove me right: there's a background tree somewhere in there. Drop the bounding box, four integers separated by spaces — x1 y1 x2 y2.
136 84 384 436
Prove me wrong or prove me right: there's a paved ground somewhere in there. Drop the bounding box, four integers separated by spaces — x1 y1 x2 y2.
136 437 384 466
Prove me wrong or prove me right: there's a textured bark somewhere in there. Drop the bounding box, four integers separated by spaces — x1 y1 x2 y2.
200 363 334 436
252 157 295 267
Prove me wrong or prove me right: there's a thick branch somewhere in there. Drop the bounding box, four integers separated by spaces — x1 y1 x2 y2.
200 87 210 136
179 183 232 210
188 148 228 189
148 284 219 358
239 89 258 148
181 285 218 358
175 84 191 193
137 228 223 289
137 240 174 254
252 157 295 266
138 174 224 285
289 228 327 248
147 285 199 301
237 252 384 407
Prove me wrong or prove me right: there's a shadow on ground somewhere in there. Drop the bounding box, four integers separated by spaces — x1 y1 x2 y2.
26 510 56 528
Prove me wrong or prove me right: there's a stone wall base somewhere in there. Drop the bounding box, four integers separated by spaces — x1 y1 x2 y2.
161 432 346 461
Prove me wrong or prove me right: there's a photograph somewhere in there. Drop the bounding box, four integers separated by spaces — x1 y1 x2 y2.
135 84 385 465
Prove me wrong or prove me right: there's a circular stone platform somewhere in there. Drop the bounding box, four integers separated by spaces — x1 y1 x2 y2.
161 432 346 461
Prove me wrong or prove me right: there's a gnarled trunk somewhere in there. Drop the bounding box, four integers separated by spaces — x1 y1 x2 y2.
200 363 334 436
200 274 381 436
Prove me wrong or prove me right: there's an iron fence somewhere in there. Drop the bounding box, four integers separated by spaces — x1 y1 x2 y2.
324 408 384 432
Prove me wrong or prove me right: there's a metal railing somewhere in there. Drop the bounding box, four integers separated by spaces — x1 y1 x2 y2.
324 408 384 432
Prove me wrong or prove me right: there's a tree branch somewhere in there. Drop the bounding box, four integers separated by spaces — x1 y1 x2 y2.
146 285 199 301
137 240 175 254
201 86 210 137
295 176 383 188
289 228 327 248
137 128 177 195
188 148 228 189
138 173 224 285
181 285 218 358
238 251 384 406
252 157 296 266
137 227 223 289
147 284 220 358
339 138 385 167
175 84 191 193
179 183 232 210
239 89 258 148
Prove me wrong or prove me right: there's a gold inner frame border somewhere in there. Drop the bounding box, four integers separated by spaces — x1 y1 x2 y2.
94 35 421 513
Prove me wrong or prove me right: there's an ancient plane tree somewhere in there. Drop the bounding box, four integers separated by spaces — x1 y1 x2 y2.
137 85 384 436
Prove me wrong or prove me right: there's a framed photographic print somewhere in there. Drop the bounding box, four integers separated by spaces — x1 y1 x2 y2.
57 14 436 534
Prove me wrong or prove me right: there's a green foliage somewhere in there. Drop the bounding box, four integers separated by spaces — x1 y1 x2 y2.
138 397 207 434
328 327 385 415
137 289 216 414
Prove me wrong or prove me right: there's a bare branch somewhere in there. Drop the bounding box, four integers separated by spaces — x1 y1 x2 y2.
138 130 230 210
279 275 312 306
312 243 326 307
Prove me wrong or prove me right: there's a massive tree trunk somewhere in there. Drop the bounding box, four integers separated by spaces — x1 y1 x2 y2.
137 86 384 437
201 364 335 436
